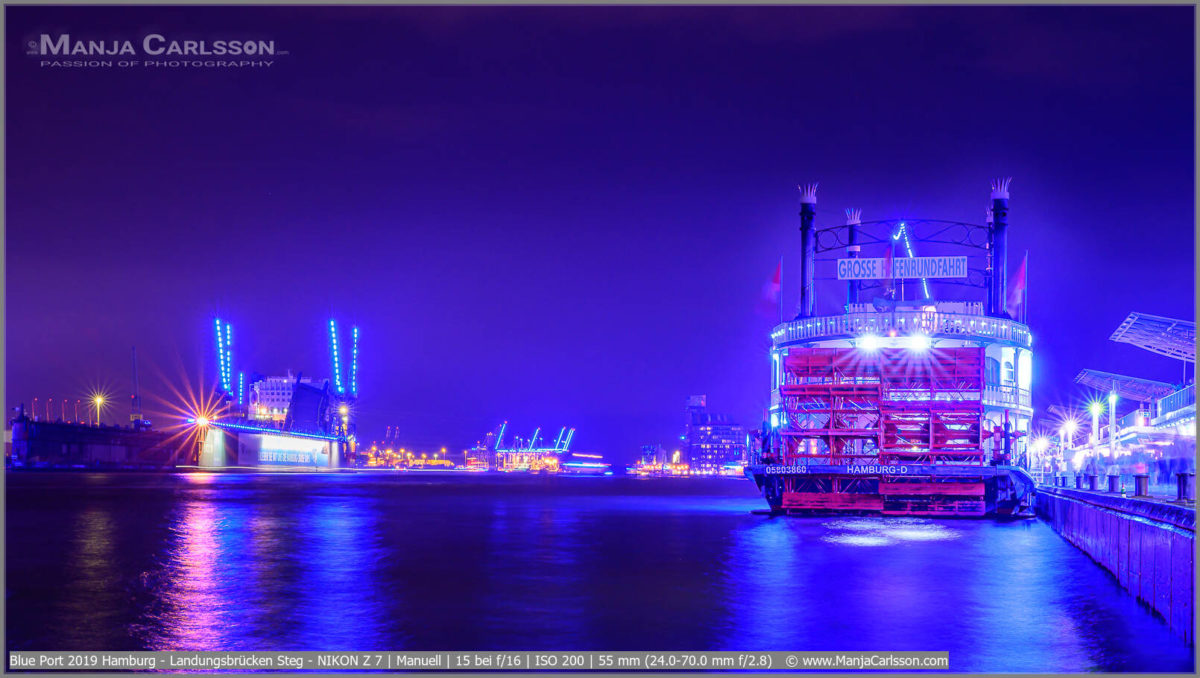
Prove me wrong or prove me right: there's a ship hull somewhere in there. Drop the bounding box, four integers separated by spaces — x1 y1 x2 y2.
745 463 1035 518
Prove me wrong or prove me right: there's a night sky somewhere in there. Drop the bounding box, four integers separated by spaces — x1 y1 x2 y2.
6 6 1194 461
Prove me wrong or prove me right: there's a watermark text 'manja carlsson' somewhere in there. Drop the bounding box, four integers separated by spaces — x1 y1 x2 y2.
27 34 284 68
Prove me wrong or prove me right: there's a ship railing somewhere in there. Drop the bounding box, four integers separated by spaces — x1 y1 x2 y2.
983 385 1032 410
771 311 1032 347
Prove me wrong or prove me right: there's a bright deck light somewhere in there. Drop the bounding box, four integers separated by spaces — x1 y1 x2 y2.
907 334 931 352
195 415 210 427
858 334 882 351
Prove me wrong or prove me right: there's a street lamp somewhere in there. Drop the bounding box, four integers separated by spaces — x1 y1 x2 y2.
92 395 105 426
1089 401 1103 446
1107 392 1118 460
1062 419 1078 441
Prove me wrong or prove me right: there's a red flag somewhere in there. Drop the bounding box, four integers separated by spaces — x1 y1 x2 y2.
757 261 781 318
1006 253 1028 318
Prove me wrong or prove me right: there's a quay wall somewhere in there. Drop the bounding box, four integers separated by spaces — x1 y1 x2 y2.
1036 486 1194 644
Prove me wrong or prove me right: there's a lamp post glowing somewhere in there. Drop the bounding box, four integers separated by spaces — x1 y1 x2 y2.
1031 437 1049 473
92 395 104 426
1089 401 1103 446
1107 392 1118 460
1061 419 1078 450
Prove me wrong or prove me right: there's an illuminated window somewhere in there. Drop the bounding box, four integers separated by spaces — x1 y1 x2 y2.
985 358 1000 386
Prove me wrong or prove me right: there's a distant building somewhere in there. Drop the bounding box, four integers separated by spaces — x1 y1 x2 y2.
684 395 748 473
639 443 669 465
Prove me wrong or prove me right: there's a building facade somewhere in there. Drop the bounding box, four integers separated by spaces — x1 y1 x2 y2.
685 395 748 473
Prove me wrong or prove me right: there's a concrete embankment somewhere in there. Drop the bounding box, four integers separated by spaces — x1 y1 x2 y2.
1036 486 1194 644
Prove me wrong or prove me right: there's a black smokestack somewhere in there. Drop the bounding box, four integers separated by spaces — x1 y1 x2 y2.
845 207 861 309
989 178 1011 318
798 183 818 318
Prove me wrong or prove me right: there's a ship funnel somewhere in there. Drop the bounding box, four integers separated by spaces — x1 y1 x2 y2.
988 177 1011 318
845 208 861 307
798 182 819 318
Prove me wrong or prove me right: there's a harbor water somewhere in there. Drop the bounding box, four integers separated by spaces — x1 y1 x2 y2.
5 472 1194 672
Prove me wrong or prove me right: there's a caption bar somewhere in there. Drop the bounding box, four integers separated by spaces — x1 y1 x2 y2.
10 651 949 671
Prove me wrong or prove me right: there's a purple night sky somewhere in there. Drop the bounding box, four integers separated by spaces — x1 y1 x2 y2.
5 6 1194 460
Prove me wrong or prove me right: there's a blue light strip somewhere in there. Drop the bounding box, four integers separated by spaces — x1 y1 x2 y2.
207 419 341 441
895 223 931 301
495 421 507 451
238 372 245 406
214 318 227 392
329 320 344 394
563 462 609 468
350 326 359 397
225 323 234 392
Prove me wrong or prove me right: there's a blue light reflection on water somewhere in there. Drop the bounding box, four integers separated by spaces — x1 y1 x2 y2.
4 472 1193 672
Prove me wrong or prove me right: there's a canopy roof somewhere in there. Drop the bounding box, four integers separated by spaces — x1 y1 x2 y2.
1110 312 1195 363
1074 368 1177 403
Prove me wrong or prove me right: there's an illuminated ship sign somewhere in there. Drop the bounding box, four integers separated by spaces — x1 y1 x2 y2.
837 255 968 280
236 431 332 468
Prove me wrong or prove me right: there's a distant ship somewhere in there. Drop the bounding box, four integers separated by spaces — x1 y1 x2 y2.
468 423 612 475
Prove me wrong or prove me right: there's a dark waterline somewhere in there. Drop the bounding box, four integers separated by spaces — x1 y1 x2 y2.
5 472 1193 672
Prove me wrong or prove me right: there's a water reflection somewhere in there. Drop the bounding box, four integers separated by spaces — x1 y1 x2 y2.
720 519 804 650
296 497 388 650
58 506 119 648
5 474 1193 672
821 517 961 545
142 499 233 649
481 499 587 649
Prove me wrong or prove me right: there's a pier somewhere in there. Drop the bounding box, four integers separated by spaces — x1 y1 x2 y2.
1036 483 1194 643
